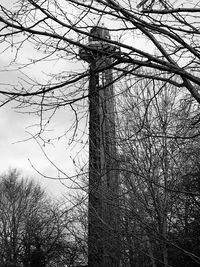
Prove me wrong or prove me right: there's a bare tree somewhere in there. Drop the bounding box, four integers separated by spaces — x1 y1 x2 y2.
116 76 200 267
0 169 87 267
1 1 200 266
0 1 200 125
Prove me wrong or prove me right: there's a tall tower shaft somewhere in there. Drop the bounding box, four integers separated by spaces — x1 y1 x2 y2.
79 27 120 267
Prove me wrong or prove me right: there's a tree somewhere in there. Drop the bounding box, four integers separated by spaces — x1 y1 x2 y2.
0 169 86 267
0 169 45 266
1 1 200 266
116 75 200 266
0 1 200 134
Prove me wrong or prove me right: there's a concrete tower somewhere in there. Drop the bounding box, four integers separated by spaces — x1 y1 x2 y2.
79 27 120 267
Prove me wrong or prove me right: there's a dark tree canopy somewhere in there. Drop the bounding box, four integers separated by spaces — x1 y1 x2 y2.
0 169 87 267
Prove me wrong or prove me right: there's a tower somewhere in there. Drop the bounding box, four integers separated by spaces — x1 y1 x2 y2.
79 27 120 267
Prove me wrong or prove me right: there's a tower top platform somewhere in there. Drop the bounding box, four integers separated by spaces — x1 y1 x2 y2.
79 26 119 63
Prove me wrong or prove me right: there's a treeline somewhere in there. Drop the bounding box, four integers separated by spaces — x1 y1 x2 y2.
0 169 87 267
2 86 200 267
116 79 200 267
2 81 200 267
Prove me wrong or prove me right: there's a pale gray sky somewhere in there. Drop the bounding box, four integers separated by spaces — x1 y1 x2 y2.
0 96 79 197
0 0 89 197
0 49 85 199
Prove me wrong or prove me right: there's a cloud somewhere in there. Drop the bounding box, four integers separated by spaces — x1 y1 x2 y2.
0 62 79 197
0 98 80 196
0 28 87 198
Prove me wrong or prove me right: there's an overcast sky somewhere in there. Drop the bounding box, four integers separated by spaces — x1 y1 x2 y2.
0 92 80 198
0 41 85 200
